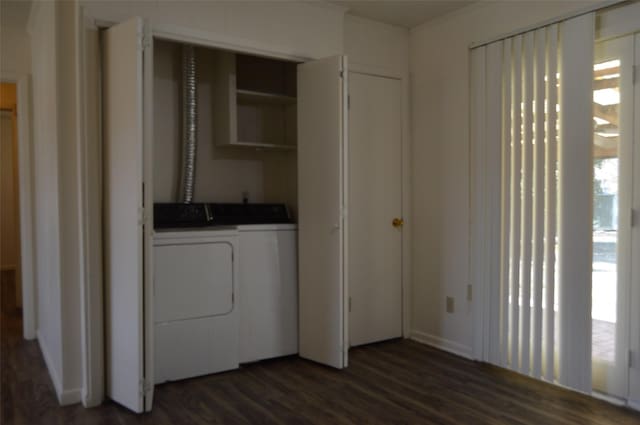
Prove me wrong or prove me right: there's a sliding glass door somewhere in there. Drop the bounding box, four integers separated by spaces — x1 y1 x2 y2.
591 34 634 399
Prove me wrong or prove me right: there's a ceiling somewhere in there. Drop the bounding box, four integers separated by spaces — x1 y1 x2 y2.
0 1 473 32
332 0 474 28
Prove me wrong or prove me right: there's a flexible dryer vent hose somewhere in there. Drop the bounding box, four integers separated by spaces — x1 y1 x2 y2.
179 44 197 203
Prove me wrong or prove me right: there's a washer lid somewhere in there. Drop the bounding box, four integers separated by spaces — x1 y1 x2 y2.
154 226 239 242
237 223 298 232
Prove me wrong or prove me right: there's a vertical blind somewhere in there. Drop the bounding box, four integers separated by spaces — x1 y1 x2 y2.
470 13 595 393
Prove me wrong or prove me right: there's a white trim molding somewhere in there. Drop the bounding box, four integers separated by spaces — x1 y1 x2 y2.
410 330 473 360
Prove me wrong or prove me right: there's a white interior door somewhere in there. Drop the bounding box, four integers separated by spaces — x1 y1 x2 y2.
297 55 349 369
348 72 403 347
103 17 151 413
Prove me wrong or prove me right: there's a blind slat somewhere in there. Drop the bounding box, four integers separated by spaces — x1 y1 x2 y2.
544 24 558 383
486 41 504 365
500 37 513 368
557 14 594 392
470 46 487 361
520 31 535 375
509 35 523 370
531 27 547 379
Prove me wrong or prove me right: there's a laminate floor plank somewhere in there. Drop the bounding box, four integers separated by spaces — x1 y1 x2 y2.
2 271 639 425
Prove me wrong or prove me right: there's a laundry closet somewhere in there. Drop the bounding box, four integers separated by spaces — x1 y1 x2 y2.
151 39 300 383
102 18 352 413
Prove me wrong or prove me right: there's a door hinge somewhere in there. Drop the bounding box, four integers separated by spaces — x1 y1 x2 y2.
143 35 152 50
631 208 637 228
340 70 344 78
629 350 634 368
139 379 152 397
633 65 638 85
138 34 152 51
348 296 352 313
347 94 350 110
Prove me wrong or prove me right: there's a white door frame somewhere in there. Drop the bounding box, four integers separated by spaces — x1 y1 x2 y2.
1 73 36 341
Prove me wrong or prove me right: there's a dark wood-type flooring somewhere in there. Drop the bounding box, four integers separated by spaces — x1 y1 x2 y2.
2 271 640 424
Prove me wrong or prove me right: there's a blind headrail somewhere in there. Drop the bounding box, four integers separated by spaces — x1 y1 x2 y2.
469 0 629 50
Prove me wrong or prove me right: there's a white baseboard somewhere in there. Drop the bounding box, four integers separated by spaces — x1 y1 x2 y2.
410 330 473 360
37 331 63 396
37 331 82 406
59 387 83 406
627 400 640 412
592 390 625 406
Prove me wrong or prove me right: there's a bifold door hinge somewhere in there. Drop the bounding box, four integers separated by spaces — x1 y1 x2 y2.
348 296 352 313
629 350 634 368
631 208 637 228
633 65 638 85
348 94 350 110
139 35 152 51
139 379 152 397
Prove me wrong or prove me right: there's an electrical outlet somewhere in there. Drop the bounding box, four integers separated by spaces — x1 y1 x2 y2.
446 296 455 313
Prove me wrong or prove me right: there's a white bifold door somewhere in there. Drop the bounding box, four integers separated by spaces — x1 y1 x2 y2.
103 17 154 413
297 56 350 369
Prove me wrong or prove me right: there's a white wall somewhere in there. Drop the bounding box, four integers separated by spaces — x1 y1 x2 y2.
28 0 84 405
82 0 345 60
29 0 65 401
409 1 600 356
0 2 31 77
344 14 408 78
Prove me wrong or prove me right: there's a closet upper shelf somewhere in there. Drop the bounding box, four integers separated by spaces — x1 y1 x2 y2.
236 89 297 105
231 141 297 151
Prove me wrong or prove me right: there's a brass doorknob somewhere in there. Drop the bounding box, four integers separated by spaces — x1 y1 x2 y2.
392 218 404 228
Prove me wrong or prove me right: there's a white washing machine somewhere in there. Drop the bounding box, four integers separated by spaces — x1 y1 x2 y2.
153 227 239 383
238 224 298 363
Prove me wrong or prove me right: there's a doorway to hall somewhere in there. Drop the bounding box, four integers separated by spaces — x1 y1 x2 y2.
0 82 22 322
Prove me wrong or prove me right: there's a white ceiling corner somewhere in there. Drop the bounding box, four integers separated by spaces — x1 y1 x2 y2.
330 0 474 28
